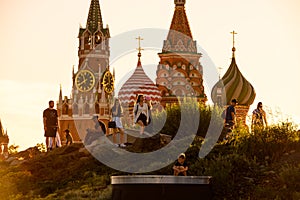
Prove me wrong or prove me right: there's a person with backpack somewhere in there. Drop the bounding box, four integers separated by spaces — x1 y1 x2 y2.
133 94 149 135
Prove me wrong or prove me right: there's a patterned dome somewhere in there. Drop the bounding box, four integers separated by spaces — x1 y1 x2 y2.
211 49 256 106
118 53 162 104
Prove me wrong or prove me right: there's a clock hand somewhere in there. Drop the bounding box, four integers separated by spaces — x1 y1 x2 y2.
78 79 87 86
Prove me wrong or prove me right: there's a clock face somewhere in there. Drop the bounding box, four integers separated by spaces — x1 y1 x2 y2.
75 70 95 92
102 70 114 94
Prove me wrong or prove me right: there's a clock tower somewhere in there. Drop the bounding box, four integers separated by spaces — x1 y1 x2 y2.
57 0 114 143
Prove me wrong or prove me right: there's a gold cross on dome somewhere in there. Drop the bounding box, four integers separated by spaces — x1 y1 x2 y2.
230 30 237 48
136 36 144 54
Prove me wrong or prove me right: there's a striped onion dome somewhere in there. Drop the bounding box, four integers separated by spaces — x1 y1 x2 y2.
118 52 162 104
211 48 256 106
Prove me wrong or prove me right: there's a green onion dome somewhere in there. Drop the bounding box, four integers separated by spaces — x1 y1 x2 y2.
211 52 256 106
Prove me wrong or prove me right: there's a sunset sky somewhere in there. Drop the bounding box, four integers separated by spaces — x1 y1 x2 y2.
0 0 300 150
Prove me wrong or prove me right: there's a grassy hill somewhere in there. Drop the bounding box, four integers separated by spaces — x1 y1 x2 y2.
0 118 299 200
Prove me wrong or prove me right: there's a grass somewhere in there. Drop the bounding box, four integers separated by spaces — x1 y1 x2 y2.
0 104 299 199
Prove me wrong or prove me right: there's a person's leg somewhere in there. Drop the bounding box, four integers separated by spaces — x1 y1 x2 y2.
112 128 117 144
51 137 56 149
138 120 144 134
173 169 179 176
119 128 126 147
45 137 49 150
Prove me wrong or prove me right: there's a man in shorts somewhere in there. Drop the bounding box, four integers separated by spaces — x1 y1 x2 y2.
43 100 59 151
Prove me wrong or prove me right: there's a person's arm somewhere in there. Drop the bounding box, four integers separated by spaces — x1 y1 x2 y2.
145 104 149 124
231 111 235 123
251 111 256 125
173 165 180 172
43 116 47 131
263 111 268 127
56 110 60 132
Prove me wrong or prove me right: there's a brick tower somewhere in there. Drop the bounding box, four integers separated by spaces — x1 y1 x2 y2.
57 0 114 143
156 0 207 106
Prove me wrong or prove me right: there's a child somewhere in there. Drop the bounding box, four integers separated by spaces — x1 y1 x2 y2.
173 153 188 176
64 129 73 145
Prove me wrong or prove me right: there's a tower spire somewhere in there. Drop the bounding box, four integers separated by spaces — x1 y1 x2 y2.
230 30 237 58
59 84 63 104
136 36 144 67
169 0 192 39
86 0 103 33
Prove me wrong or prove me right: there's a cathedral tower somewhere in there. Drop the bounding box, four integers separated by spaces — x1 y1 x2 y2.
156 0 206 105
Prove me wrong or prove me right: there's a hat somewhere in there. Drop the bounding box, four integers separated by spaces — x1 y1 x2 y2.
231 99 238 103
178 153 186 159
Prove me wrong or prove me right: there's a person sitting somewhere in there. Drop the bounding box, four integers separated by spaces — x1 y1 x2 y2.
173 153 188 176
64 129 73 145
84 115 106 146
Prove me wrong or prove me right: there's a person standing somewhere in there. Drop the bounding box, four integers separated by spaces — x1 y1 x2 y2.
144 96 153 134
111 98 126 147
224 99 238 132
252 102 268 130
43 100 59 151
133 94 149 135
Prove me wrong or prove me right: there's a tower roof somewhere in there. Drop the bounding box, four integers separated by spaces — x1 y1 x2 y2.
162 0 197 54
211 32 256 106
86 0 103 33
0 119 5 137
118 53 162 105
169 0 192 39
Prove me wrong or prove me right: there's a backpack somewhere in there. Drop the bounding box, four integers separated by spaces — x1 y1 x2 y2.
221 108 227 119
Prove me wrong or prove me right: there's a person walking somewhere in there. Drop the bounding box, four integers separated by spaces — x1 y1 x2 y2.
133 94 149 135
43 100 59 151
252 102 268 130
111 98 126 147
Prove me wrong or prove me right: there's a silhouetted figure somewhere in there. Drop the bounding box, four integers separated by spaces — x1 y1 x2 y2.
64 129 73 145
84 116 106 146
43 100 59 151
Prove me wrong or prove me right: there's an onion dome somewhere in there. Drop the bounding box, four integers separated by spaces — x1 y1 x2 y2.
118 52 162 104
211 33 256 106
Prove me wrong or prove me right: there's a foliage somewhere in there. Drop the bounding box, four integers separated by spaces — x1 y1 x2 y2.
152 99 223 139
0 105 299 200
8 144 19 155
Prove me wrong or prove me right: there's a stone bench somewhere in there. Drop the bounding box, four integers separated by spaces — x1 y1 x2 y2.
111 175 212 200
